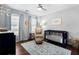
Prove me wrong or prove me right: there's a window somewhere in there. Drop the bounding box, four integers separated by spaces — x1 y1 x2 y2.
11 14 19 36
31 17 36 33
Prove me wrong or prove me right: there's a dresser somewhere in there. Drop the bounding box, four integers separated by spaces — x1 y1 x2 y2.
0 31 15 55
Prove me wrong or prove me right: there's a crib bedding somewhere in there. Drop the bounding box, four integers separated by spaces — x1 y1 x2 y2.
46 34 63 43
21 40 71 55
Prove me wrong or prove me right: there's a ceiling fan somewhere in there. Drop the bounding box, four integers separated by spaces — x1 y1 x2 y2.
37 4 47 11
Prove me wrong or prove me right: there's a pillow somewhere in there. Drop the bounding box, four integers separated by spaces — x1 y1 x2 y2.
35 28 42 34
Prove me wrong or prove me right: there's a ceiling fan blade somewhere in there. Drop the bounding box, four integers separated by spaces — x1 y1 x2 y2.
42 7 47 11
38 4 47 11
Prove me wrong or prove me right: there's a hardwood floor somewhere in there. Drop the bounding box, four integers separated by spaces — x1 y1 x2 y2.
71 48 79 55
16 39 33 55
16 43 30 55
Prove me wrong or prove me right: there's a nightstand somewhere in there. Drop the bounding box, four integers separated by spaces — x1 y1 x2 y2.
29 33 35 40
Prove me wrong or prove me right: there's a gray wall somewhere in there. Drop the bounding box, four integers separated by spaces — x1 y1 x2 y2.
0 5 11 30
41 5 79 39
0 13 6 28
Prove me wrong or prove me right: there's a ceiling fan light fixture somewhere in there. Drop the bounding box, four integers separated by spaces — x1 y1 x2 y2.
37 4 47 11
37 7 42 11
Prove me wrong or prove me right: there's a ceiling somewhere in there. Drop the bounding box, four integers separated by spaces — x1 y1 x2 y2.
7 4 78 16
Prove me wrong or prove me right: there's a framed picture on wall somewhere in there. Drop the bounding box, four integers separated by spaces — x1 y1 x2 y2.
52 17 62 25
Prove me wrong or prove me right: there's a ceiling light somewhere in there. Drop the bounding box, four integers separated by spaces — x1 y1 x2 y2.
37 7 42 11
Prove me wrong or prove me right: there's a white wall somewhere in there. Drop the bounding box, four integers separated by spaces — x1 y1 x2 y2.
41 5 79 38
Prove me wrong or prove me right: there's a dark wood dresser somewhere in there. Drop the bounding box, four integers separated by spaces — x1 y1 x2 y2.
0 32 15 55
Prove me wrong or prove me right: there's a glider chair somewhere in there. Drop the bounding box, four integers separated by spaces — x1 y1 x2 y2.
35 26 44 44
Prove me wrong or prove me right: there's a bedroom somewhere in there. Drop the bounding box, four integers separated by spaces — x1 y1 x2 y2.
0 4 79 55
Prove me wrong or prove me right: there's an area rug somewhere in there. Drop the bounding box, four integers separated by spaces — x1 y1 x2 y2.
21 40 71 55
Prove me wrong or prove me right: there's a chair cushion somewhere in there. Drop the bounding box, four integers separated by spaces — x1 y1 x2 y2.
35 28 42 34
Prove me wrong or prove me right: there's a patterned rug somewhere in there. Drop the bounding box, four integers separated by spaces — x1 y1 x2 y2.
21 40 71 55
